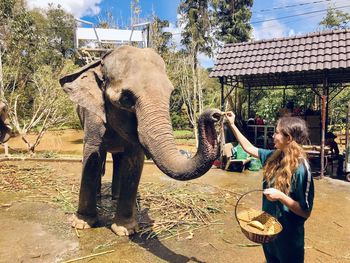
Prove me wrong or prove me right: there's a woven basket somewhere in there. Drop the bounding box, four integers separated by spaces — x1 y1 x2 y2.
234 190 283 244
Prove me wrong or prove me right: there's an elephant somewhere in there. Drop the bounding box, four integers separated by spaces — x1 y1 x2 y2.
0 100 11 143
59 45 221 236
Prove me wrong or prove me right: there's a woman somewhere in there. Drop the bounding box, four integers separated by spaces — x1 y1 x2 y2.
225 111 314 263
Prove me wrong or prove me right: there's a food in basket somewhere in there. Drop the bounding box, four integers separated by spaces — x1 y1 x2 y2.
247 220 265 231
235 190 283 243
267 224 275 235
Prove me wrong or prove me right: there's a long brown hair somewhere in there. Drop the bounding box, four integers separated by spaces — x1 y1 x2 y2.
263 117 309 194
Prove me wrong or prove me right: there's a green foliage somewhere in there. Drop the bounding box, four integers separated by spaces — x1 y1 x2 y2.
5 9 38 75
174 129 194 139
0 0 16 21
245 87 350 128
163 48 221 131
254 91 281 124
171 110 191 130
329 87 350 126
212 0 253 44
319 6 350 30
1 2 78 138
150 16 173 55
3 4 74 78
201 68 221 108
45 4 75 58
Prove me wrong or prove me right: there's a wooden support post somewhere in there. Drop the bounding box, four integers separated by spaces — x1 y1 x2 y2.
345 103 350 174
326 85 329 131
234 84 238 113
320 95 327 178
220 77 224 111
248 86 251 117
320 76 328 178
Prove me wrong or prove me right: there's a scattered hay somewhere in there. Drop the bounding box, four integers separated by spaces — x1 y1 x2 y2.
0 162 238 240
0 163 54 192
136 182 236 240
0 162 78 213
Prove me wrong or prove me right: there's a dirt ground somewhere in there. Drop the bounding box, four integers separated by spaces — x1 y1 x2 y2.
0 130 350 263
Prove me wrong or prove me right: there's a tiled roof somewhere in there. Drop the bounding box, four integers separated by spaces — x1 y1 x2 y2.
210 29 350 86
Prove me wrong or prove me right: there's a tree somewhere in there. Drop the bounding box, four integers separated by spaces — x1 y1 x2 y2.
1 2 78 154
7 64 76 154
131 0 142 25
212 0 253 44
148 16 190 128
178 0 214 144
211 0 253 121
45 4 75 60
150 16 172 55
319 6 350 31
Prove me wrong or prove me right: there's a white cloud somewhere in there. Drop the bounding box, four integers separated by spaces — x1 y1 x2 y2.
164 22 183 48
255 0 350 38
164 18 214 68
198 53 214 69
26 0 102 18
253 20 287 40
288 29 295 36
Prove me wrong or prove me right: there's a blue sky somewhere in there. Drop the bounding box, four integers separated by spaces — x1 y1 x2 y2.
27 0 350 67
82 1 180 28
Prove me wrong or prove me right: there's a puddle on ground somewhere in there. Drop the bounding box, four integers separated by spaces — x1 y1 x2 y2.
0 201 78 263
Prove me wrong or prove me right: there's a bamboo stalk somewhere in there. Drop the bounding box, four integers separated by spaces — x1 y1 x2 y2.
61 250 115 263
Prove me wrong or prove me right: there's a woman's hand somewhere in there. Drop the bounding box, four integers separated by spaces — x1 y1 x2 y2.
264 188 311 219
223 110 259 158
263 188 284 202
225 111 235 125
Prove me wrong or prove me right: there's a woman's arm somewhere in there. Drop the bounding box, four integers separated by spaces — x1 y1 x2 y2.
263 188 311 219
225 111 259 158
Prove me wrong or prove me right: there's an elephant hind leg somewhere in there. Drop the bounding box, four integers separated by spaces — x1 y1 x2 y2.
97 151 107 199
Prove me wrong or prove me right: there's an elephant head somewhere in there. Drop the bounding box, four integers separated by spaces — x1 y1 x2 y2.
60 46 220 180
0 100 11 143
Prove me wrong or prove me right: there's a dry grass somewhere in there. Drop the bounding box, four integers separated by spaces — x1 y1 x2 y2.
136 182 236 240
0 162 238 240
0 162 78 212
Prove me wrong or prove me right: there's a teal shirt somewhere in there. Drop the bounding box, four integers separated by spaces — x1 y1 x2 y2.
258 149 314 262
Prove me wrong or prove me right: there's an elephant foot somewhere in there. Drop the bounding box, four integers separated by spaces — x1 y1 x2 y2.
111 218 139 236
70 213 98 229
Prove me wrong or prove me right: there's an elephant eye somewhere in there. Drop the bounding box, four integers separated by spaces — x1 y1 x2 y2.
119 90 136 108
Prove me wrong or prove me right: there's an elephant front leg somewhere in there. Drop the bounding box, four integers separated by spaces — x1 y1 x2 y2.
111 148 144 236
111 153 121 200
72 145 106 229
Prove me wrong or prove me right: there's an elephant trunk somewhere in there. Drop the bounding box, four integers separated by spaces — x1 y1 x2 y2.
136 100 221 181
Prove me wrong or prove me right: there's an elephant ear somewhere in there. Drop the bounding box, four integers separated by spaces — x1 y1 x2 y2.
0 101 11 143
0 122 11 143
59 60 106 123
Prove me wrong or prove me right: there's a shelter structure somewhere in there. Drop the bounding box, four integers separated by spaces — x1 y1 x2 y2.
66 19 150 64
210 29 350 177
